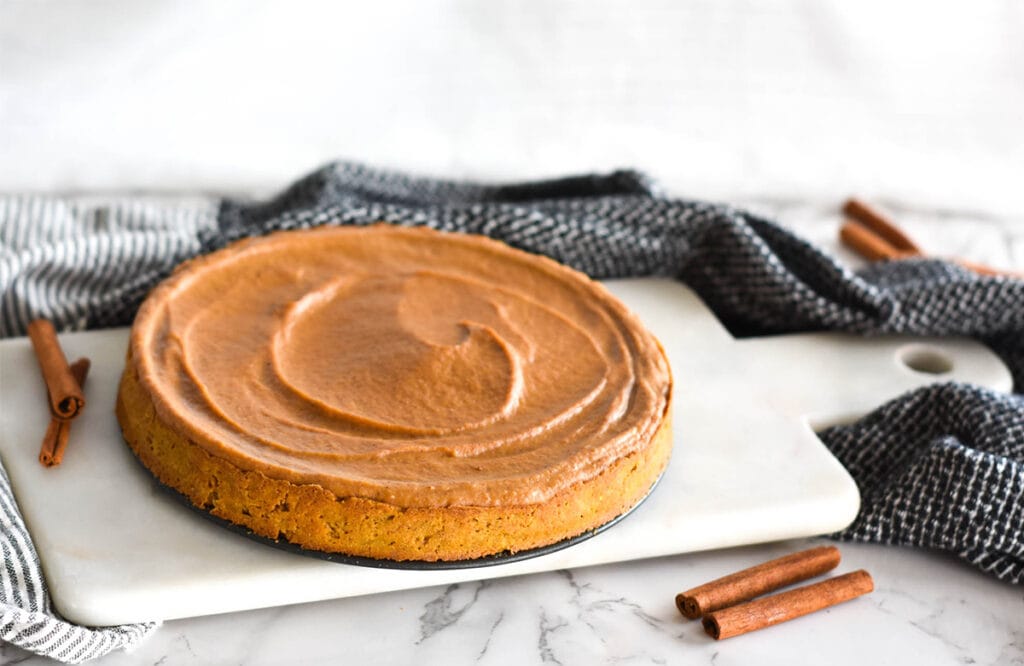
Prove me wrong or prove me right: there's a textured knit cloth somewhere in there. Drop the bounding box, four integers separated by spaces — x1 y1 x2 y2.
1 162 1022 662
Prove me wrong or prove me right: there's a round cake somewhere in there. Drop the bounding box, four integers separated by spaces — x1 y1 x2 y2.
116 224 673 562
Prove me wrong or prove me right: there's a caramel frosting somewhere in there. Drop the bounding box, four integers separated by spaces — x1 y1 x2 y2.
130 225 671 508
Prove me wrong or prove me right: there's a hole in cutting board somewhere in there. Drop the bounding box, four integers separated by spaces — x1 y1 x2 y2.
898 345 954 375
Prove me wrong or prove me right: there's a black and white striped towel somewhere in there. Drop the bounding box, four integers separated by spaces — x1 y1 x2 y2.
1 163 1022 663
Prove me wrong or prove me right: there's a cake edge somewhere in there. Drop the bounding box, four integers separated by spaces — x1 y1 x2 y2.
115 357 673 563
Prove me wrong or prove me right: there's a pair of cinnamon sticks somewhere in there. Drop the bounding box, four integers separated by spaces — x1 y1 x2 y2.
676 546 872 640
839 198 1023 278
27 319 90 467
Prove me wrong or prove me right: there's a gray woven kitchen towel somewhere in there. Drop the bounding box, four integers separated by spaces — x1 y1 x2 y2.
1 162 1022 662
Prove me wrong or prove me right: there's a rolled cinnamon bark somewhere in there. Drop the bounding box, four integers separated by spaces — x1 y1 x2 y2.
27 319 85 419
840 198 1022 278
841 198 922 254
839 222 915 262
955 258 1024 279
675 546 841 619
702 570 874 640
39 358 90 467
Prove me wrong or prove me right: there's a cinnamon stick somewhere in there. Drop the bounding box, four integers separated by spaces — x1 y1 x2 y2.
955 258 1024 280
675 546 841 619
27 319 85 419
842 198 922 255
39 358 90 467
840 198 1022 279
838 221 915 262
701 570 874 640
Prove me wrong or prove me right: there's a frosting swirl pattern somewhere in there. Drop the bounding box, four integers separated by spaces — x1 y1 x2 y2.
131 225 671 507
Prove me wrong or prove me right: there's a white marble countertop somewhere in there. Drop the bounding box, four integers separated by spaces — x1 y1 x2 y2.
4 538 1023 665
1 202 1021 666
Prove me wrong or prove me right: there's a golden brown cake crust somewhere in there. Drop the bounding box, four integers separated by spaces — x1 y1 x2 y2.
117 225 673 561
117 356 672 561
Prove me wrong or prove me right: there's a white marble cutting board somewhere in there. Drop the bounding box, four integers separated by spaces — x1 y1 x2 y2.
0 278 1012 627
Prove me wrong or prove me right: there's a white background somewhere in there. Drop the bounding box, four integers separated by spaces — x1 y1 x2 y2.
2 0 1022 217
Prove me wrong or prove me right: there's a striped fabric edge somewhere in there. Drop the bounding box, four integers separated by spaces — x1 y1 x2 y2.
0 194 219 338
0 606 158 664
